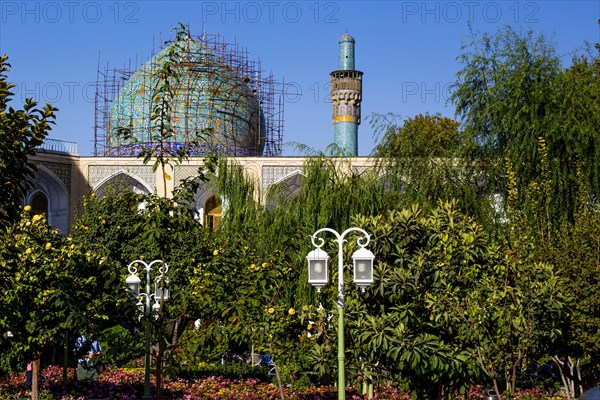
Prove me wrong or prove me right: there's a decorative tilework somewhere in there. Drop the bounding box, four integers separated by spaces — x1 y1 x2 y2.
262 166 303 191
334 122 358 156
88 165 155 191
108 39 264 157
351 166 374 176
338 34 355 70
174 165 204 187
33 161 72 193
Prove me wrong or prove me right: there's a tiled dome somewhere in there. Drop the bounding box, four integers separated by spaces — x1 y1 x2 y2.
108 38 265 156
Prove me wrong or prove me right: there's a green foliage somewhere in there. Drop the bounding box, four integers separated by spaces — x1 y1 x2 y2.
176 363 270 381
345 203 486 396
451 25 600 222
373 113 461 158
347 202 565 399
370 113 498 230
99 325 144 367
0 208 100 379
539 207 600 391
0 55 57 230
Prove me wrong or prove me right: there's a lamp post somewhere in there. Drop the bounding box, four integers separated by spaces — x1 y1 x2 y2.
307 227 375 400
125 259 170 400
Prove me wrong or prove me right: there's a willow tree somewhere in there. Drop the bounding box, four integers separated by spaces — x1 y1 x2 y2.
207 155 397 388
450 25 600 223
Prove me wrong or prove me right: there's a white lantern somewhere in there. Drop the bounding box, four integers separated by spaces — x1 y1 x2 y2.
155 285 170 301
155 276 170 300
126 273 141 298
306 248 329 291
352 247 374 291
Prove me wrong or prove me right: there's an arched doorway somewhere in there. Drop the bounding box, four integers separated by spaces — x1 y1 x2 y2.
204 195 222 230
29 191 49 217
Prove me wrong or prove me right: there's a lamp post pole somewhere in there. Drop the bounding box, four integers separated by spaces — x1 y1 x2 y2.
142 264 152 400
308 227 374 400
126 259 170 400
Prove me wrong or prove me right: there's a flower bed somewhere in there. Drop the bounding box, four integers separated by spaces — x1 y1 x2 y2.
0 366 568 400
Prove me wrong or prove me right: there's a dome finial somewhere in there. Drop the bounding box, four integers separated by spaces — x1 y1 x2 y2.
339 32 355 43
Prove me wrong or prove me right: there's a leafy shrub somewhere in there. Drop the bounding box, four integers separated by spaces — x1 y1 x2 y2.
177 362 270 381
98 325 144 367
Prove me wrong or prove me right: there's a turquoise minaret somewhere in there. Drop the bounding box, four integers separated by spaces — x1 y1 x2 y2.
330 33 363 156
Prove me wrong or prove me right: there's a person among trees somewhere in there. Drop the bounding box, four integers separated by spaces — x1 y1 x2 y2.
74 334 102 381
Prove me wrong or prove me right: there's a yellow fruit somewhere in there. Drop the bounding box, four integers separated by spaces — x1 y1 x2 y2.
213 250 219 256
24 205 32 212
268 307 275 314
45 243 52 250
25 248 32 255
288 308 296 316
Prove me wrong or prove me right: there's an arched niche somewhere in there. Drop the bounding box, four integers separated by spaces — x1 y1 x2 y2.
93 170 152 198
264 171 305 210
204 195 222 230
191 180 220 228
27 166 69 233
30 191 48 216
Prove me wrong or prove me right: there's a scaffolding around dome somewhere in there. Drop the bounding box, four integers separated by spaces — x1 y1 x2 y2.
94 32 284 157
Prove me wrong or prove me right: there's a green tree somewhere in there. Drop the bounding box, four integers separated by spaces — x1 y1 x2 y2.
544 47 600 218
349 202 565 399
0 208 98 400
373 113 461 158
346 203 485 397
0 55 57 230
72 187 209 394
370 113 497 228
537 203 600 396
451 25 600 222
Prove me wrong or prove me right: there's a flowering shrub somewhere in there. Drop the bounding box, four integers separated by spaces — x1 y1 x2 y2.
0 366 569 400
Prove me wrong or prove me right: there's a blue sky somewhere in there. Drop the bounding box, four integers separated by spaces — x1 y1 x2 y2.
1 1 598 156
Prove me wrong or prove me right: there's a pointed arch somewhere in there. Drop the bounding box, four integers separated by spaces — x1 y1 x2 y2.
29 191 49 216
193 181 217 227
93 169 152 197
27 165 70 233
264 171 305 210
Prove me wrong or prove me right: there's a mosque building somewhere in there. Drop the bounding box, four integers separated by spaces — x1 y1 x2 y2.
27 32 371 233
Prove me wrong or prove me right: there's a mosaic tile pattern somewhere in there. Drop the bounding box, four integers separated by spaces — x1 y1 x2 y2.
332 33 361 156
33 161 72 193
338 33 355 70
174 164 204 187
88 165 155 191
334 122 358 156
262 166 303 192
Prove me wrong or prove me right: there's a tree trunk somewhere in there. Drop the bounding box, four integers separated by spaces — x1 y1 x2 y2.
510 350 523 396
269 340 285 400
493 379 503 400
156 324 163 400
552 355 573 399
31 357 40 400
574 357 583 397
63 331 69 383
